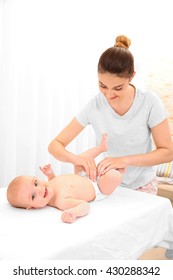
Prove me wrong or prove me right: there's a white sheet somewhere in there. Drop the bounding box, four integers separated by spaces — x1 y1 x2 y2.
0 186 172 260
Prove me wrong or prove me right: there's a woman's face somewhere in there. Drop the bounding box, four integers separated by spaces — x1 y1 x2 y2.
98 72 133 106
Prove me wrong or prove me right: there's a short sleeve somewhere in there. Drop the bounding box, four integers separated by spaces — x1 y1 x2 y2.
147 92 169 128
75 102 92 127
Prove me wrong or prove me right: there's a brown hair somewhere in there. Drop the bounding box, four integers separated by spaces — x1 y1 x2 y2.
98 35 134 78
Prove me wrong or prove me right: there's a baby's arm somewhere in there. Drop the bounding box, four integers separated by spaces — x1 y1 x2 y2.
60 198 90 223
39 164 56 181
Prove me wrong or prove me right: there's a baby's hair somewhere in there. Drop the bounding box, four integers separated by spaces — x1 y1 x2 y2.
7 176 27 209
98 34 134 78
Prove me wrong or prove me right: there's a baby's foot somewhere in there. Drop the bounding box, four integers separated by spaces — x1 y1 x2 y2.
99 133 108 152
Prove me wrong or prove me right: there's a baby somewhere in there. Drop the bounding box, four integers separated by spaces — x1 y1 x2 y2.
7 134 123 223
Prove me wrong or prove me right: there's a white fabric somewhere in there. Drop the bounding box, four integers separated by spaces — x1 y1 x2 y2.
76 89 168 189
158 209 173 250
91 180 108 201
81 171 108 201
157 177 173 185
0 186 173 260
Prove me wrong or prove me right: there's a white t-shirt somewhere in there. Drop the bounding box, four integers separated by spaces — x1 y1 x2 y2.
76 88 168 189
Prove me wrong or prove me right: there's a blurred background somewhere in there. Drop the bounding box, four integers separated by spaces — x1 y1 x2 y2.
0 0 173 187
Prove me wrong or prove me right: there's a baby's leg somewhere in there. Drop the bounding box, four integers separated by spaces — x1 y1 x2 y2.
79 133 108 159
75 134 108 174
98 169 123 195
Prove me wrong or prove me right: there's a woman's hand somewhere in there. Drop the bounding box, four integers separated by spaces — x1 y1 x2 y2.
97 157 127 176
74 156 97 182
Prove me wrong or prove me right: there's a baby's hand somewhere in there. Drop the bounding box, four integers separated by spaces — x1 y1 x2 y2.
61 210 76 223
39 164 54 177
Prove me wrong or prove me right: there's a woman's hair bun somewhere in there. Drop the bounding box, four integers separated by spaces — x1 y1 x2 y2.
114 35 131 49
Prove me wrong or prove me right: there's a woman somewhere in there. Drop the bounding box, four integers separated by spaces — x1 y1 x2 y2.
48 35 173 194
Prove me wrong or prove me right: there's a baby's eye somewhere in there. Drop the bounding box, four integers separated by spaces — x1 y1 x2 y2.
32 194 36 200
34 180 38 187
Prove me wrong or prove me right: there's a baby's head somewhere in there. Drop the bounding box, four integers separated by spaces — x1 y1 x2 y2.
7 176 52 209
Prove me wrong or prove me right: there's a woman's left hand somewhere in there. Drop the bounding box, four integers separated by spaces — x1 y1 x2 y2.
97 157 127 176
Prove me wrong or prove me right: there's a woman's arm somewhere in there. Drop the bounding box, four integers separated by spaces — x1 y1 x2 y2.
48 118 84 163
48 117 97 181
98 119 173 175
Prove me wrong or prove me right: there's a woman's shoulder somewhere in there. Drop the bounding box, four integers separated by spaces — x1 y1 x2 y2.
84 93 105 108
136 87 168 120
90 93 103 102
136 87 161 102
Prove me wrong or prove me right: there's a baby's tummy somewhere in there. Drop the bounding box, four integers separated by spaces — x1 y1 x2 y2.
68 175 96 201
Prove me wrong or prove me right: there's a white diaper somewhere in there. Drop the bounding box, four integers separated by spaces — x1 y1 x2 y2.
91 180 108 201
80 172 108 201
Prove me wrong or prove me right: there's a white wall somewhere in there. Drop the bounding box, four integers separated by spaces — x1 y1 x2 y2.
0 0 173 187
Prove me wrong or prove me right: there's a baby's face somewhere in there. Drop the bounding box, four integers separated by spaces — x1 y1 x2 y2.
18 176 53 209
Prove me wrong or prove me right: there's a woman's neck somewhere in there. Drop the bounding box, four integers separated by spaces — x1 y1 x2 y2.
111 84 136 116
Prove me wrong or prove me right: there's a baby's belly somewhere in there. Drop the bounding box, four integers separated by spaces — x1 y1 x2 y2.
65 174 96 201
